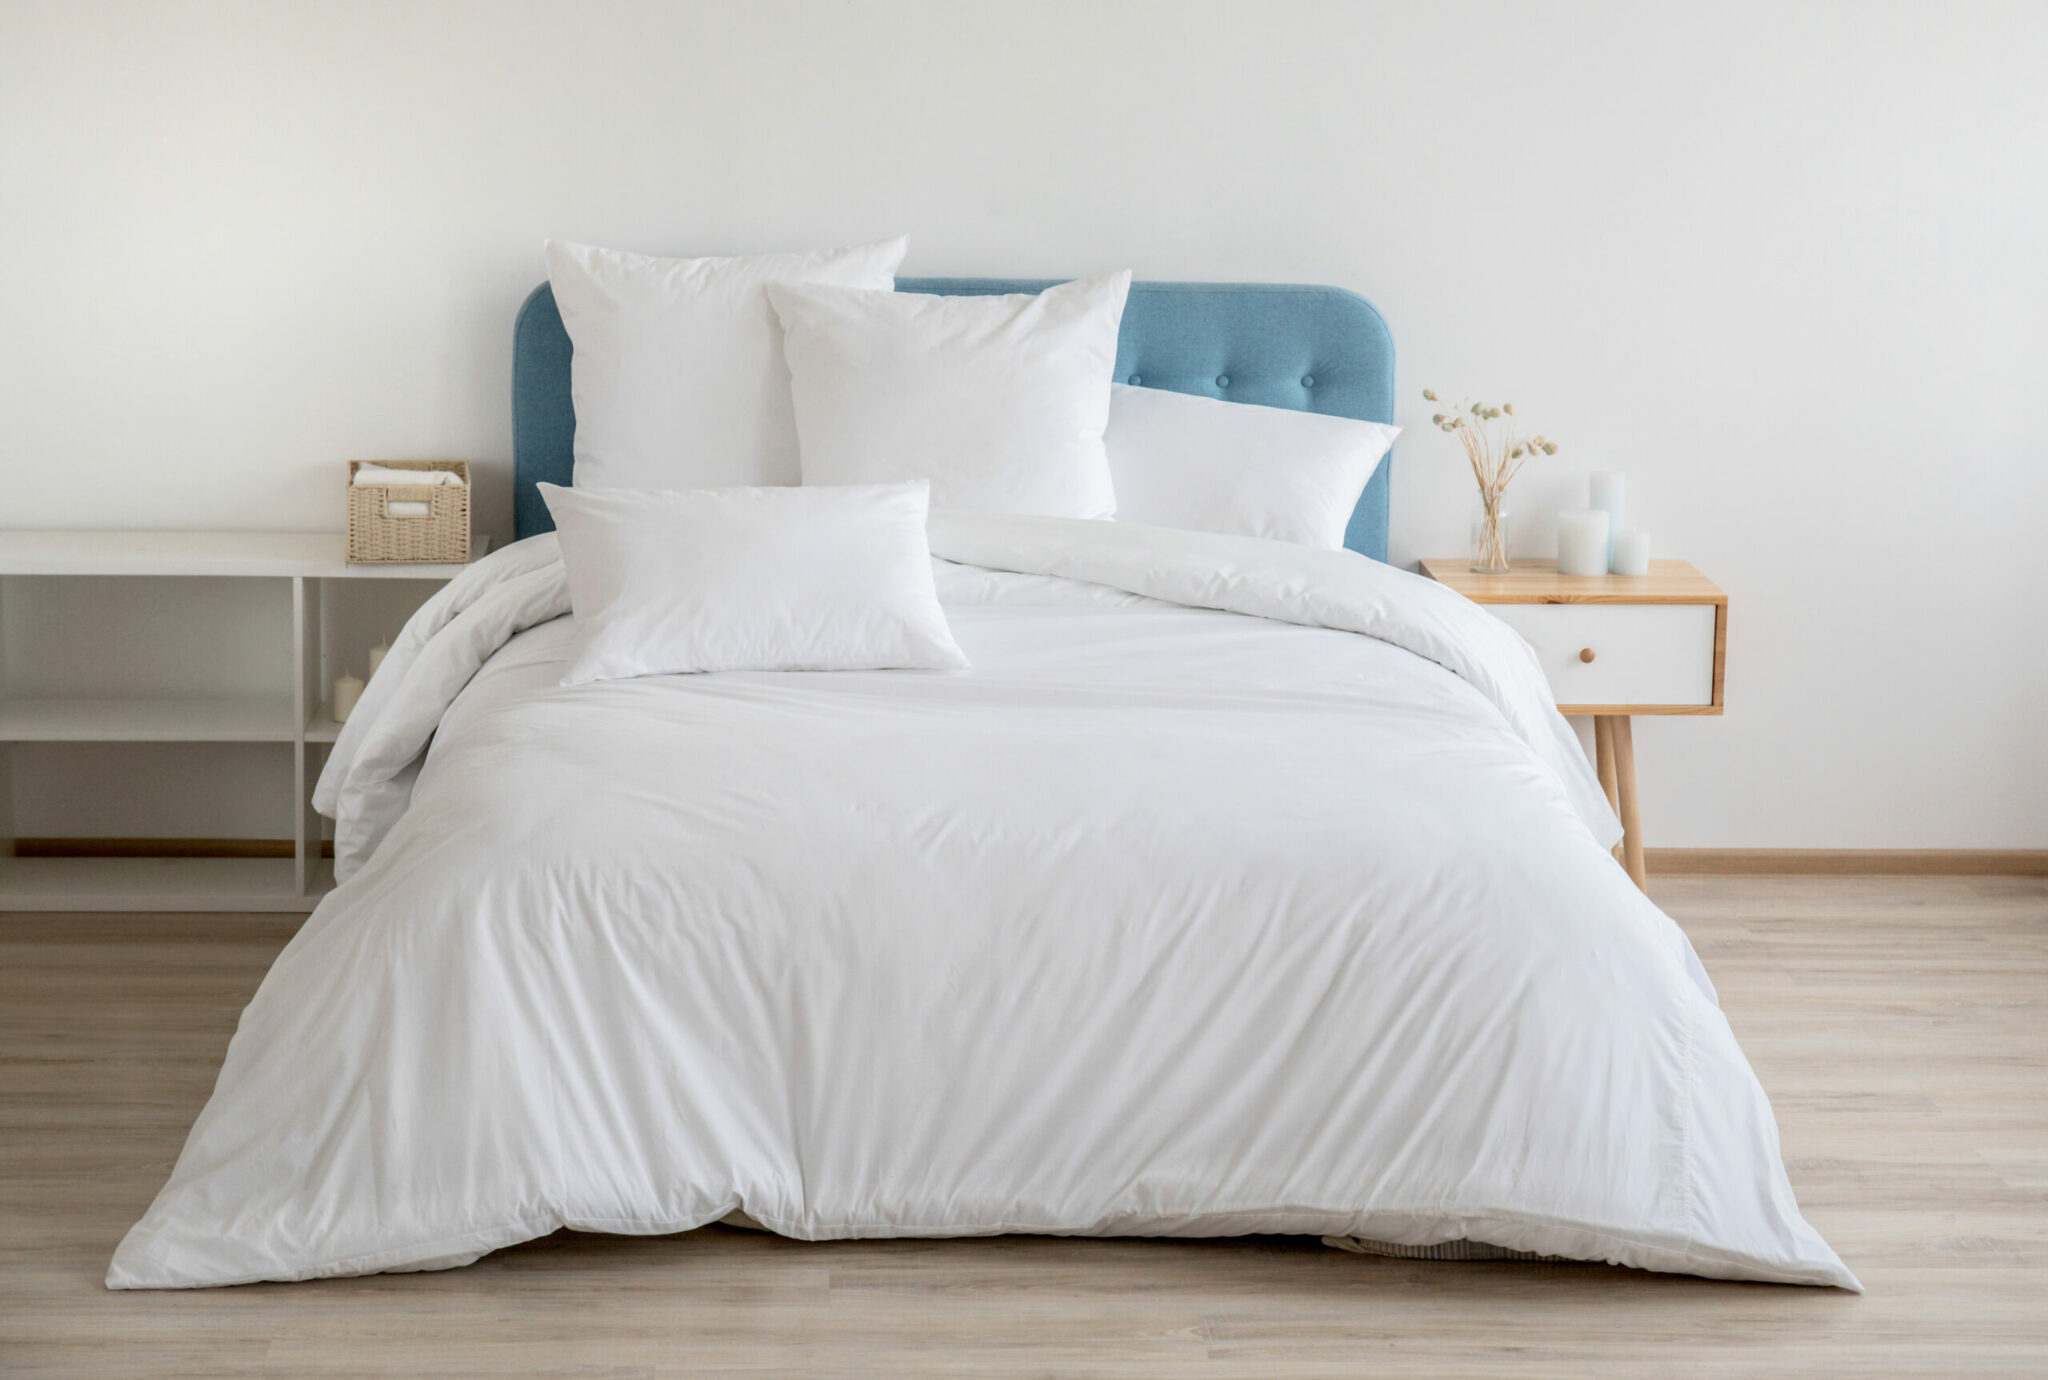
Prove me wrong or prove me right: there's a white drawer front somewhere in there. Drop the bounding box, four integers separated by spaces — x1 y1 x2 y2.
1484 603 1717 709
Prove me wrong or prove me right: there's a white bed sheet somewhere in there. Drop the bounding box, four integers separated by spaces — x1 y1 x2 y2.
109 518 1855 1291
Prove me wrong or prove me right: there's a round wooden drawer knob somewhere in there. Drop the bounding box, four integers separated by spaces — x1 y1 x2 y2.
1578 647 1597 663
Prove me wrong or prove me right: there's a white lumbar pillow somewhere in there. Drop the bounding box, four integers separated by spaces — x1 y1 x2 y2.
546 236 908 491
1105 384 1400 550
539 481 967 683
767 273 1131 518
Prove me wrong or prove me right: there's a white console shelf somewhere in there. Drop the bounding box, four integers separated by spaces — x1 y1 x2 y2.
0 530 485 912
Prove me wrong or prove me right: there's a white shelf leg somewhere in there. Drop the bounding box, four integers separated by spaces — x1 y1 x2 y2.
293 576 319 896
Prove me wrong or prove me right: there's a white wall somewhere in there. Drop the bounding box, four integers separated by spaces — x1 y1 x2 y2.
2 0 2043 847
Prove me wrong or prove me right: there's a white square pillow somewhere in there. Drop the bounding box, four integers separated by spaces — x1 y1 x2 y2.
1105 384 1399 549
546 236 908 491
539 481 967 683
767 272 1130 518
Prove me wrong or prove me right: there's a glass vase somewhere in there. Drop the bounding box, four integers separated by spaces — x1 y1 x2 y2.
1470 499 1511 574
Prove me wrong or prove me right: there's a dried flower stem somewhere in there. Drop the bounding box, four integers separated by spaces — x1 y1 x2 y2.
1422 389 1558 574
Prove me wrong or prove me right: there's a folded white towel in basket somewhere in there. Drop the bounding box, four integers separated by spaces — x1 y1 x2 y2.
353 464 466 487
385 501 432 517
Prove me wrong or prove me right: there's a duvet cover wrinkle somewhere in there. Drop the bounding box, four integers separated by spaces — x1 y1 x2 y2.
111 516 1854 1291
316 516 1617 882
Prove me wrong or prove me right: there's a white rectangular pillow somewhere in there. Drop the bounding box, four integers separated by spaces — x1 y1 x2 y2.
546 237 908 491
539 481 967 682
1105 384 1399 550
767 273 1130 518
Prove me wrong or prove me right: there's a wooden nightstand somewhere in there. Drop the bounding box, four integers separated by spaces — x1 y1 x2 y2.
1419 558 1726 888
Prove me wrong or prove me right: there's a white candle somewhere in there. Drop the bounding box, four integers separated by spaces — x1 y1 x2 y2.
1557 508 1611 576
332 673 365 724
1589 471 1625 566
367 642 390 678
1612 529 1651 577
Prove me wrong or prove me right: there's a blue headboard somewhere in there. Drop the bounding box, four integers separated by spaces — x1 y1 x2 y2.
512 278 1395 559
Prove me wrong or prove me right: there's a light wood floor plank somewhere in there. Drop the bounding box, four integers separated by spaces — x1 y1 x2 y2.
2 877 2044 1376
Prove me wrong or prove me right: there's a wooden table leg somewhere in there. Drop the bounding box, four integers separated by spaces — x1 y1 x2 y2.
1594 716 1619 815
1609 715 1647 889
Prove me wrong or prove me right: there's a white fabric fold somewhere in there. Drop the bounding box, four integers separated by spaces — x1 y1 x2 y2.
351 464 466 486
926 512 1622 849
318 517 1619 880
315 535 568 876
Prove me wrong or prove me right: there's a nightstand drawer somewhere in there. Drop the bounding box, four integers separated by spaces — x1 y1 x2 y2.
1485 603 1718 709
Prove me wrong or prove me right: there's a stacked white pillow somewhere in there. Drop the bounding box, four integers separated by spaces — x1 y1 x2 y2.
768 273 1130 519
540 481 965 681
1105 384 1398 550
547 236 907 491
541 238 1398 685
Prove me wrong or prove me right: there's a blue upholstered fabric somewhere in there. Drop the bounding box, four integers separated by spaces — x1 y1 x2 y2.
512 278 1395 558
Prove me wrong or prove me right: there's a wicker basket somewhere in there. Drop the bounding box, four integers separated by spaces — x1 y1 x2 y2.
346 461 472 564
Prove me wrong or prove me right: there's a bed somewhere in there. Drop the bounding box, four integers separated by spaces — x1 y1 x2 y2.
107 279 1854 1291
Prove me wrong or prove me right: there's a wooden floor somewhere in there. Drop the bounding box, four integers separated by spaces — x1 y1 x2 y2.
3 876 2045 1377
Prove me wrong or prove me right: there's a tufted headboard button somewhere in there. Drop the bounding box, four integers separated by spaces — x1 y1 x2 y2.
1215 374 1230 387
1127 374 1142 385
1301 375 1315 387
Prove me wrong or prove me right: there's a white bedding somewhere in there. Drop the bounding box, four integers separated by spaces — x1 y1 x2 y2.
109 517 1855 1290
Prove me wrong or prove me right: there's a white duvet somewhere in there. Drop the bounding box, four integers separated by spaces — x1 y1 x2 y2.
108 516 1856 1290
